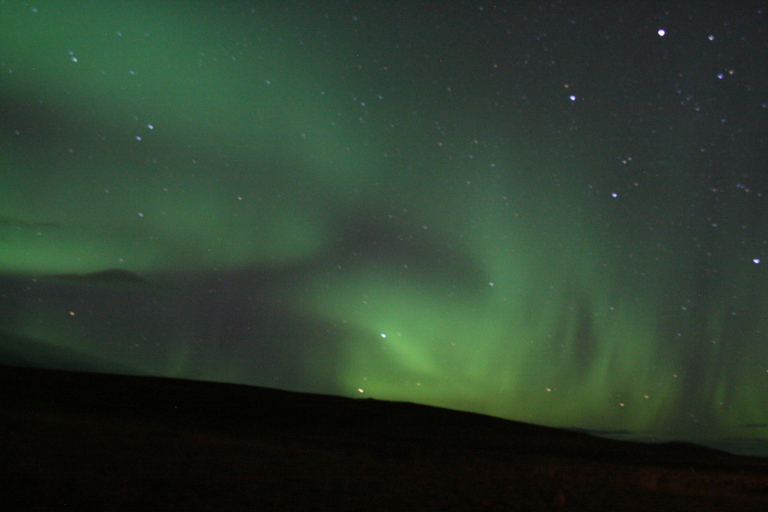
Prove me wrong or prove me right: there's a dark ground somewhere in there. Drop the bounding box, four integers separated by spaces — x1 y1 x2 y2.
2 365 767 511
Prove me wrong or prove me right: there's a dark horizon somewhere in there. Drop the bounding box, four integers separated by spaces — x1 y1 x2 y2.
5 362 768 510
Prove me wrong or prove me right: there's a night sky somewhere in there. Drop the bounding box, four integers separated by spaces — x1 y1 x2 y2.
1 2 767 455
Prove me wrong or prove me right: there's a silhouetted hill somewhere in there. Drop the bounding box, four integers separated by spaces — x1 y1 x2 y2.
2 365 767 511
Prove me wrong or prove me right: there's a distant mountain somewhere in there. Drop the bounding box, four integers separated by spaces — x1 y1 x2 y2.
47 269 148 286
0 331 140 375
0 216 61 230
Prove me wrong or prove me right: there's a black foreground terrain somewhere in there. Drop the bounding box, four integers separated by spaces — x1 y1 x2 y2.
2 365 767 511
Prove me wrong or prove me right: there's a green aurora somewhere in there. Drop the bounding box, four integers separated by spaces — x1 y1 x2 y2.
1 2 768 454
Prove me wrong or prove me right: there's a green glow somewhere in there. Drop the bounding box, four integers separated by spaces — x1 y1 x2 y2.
301 234 683 433
0 2 370 274
1 2 767 455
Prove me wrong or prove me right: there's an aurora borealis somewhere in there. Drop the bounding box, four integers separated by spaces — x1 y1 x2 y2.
1 2 767 455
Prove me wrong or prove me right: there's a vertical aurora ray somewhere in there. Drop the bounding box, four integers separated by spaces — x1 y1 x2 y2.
299 165 684 434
